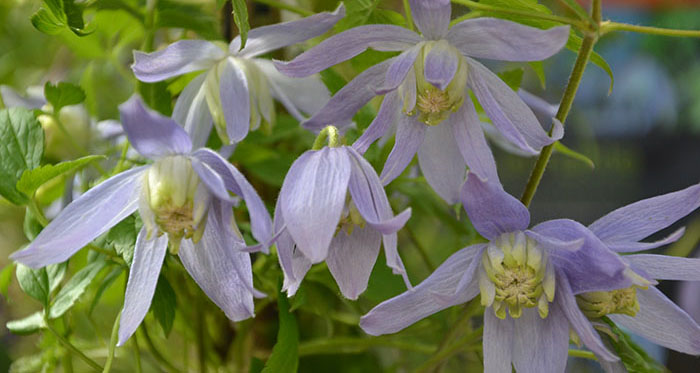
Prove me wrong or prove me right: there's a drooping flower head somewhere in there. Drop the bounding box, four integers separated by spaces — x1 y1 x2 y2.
360 173 647 372
271 126 412 300
131 6 345 146
276 0 568 203
11 96 272 345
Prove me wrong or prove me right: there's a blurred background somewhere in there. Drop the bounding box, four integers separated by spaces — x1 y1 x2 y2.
0 0 699 372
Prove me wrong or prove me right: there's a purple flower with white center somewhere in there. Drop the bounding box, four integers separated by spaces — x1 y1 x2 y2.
11 96 273 346
275 0 568 203
131 6 345 146
361 172 642 372
272 127 412 299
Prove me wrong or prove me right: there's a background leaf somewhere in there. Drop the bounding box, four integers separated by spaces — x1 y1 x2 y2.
6 312 47 335
0 108 44 205
262 288 299 373
15 264 50 308
232 0 249 50
49 260 107 319
16 155 103 197
43 82 86 113
150 275 176 336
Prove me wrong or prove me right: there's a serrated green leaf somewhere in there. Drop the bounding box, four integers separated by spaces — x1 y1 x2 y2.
262 289 299 373
151 275 176 336
497 68 524 91
63 0 95 36
0 108 44 205
45 0 66 21
16 155 103 198
0 263 15 299
43 82 86 113
49 260 107 319
106 216 138 265
553 142 594 169
16 264 49 307
6 312 47 335
232 0 249 50
31 8 66 35
47 262 67 293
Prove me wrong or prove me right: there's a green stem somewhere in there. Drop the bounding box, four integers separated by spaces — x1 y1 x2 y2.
311 125 340 150
402 0 414 31
451 0 588 30
255 0 313 17
197 294 207 373
600 21 700 38
592 0 602 24
520 33 597 207
29 197 49 226
102 313 120 373
132 332 143 373
142 0 158 51
568 349 597 360
46 322 103 371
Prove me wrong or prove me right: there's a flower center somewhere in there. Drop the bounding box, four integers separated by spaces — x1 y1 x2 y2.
479 232 555 319
335 200 365 236
416 88 451 115
576 287 640 318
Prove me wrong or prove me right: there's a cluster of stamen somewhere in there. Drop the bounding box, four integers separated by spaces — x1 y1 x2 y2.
577 287 640 318
335 200 365 236
479 232 555 319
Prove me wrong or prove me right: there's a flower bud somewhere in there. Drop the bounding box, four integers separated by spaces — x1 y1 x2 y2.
576 287 640 318
38 104 92 161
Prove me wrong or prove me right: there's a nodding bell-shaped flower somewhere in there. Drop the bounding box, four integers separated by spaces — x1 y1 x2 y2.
269 126 412 300
131 5 345 146
275 0 569 203
11 96 273 347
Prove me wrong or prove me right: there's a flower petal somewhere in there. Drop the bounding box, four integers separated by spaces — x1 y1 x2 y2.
218 57 251 143
179 201 255 321
423 40 458 90
327 226 382 300
11 167 146 268
131 40 224 82
378 44 422 93
483 310 514 373
119 96 192 158
302 58 394 132
190 157 236 204
353 91 400 154
511 307 569 373
232 4 345 57
468 58 560 154
280 148 351 263
274 25 420 78
447 18 569 62
117 227 168 346
610 287 700 355
626 254 700 281
606 227 685 253
273 200 311 296
532 219 631 294
452 98 499 182
460 172 529 240
409 0 451 40
588 183 700 243
359 244 483 336
0 85 46 109
418 119 466 204
173 73 213 149
380 114 426 184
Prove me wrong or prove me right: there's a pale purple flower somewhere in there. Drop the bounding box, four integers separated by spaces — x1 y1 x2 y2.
131 6 345 146
272 144 412 300
275 0 568 203
361 173 643 372
11 96 272 346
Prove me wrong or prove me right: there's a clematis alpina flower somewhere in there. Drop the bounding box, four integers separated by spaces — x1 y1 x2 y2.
131 6 345 146
271 127 412 299
11 96 272 346
275 0 568 203
361 173 641 372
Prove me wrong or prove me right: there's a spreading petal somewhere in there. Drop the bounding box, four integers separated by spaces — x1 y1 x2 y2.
327 226 382 300
360 244 483 335
606 227 685 253
232 5 345 57
468 58 561 154
274 25 420 78
626 254 700 281
119 96 192 158
483 311 514 373
302 58 394 132
179 201 255 321
353 91 400 154
11 166 146 267
409 0 451 40
417 121 466 204
379 44 422 93
380 114 426 184
446 19 569 62
173 74 213 149
588 183 700 243
511 307 569 373
117 227 168 346
423 40 458 90
274 201 311 296
460 172 530 240
190 157 237 204
218 57 251 143
611 287 700 355
280 148 351 263
132 40 224 82
452 98 499 182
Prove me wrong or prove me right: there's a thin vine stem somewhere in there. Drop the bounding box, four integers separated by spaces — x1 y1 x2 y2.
600 21 700 38
102 313 120 373
402 0 414 30
256 0 313 17
46 322 103 371
568 349 598 360
451 0 588 30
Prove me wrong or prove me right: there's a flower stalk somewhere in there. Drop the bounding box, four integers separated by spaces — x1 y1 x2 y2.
311 125 341 150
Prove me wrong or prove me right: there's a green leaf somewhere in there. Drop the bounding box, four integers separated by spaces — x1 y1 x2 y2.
47 262 68 293
557 0 593 23
528 61 546 89
15 264 50 307
63 0 95 36
137 81 172 116
23 206 43 241
6 312 47 335
31 0 94 36
157 0 219 40
0 108 44 205
497 68 524 91
31 8 66 35
151 275 176 336
553 142 595 169
16 155 103 197
106 216 138 265
601 317 666 373
232 0 250 50
43 82 86 113
89 267 123 315
0 263 15 299
262 289 299 373
49 260 107 319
